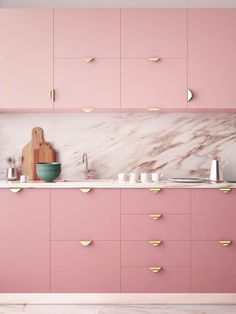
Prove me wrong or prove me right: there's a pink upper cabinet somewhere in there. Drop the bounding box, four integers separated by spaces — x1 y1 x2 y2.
188 9 236 109
54 9 120 58
121 9 187 58
0 9 53 109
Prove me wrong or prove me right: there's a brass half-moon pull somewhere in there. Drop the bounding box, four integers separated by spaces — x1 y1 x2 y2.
219 188 231 194
79 188 92 193
81 107 93 113
9 188 22 193
188 89 193 102
82 57 95 63
148 57 160 62
79 240 93 246
148 107 160 112
219 240 232 247
149 188 161 193
149 214 162 220
149 240 162 246
149 266 162 273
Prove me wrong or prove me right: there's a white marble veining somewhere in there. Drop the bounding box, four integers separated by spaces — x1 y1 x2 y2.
0 112 236 180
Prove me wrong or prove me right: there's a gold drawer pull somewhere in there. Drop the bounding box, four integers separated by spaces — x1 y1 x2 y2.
49 89 55 101
79 240 93 246
82 57 95 63
148 57 160 62
219 240 232 247
81 107 93 113
149 240 162 246
149 266 162 273
149 214 162 220
148 107 160 112
79 188 92 193
9 188 22 193
219 188 231 194
187 89 193 102
149 188 161 193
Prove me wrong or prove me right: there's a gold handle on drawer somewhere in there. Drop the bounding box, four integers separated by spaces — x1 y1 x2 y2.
149 266 162 273
149 240 162 246
148 107 160 112
49 89 55 101
219 240 232 247
82 57 95 63
149 188 161 193
187 89 193 102
149 214 162 220
9 188 22 193
219 188 231 194
81 107 93 113
79 240 93 246
79 188 92 193
148 57 160 62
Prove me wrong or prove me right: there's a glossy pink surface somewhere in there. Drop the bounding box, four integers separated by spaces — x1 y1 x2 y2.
0 9 53 109
54 59 120 109
51 241 120 292
54 9 120 58
0 190 50 292
121 267 190 292
188 9 236 109
191 189 236 240
121 189 190 214
121 241 190 267
192 241 236 292
51 189 120 240
121 9 187 58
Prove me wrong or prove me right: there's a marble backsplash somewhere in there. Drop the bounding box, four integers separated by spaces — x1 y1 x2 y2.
0 112 236 180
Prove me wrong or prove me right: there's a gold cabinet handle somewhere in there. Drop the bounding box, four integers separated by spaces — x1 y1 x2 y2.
9 188 22 193
148 107 160 112
79 188 92 193
79 240 93 246
149 214 162 220
149 266 162 273
219 188 231 194
219 240 232 247
49 89 55 101
81 107 93 113
148 57 160 62
82 57 95 63
149 188 161 193
149 240 162 246
187 89 193 102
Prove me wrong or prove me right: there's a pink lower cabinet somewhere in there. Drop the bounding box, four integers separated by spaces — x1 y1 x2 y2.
51 241 120 292
192 241 236 292
0 189 50 292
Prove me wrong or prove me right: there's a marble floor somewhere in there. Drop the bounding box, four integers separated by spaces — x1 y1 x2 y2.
1 304 236 314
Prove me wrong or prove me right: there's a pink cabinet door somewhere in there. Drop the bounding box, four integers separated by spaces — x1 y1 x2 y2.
121 214 190 240
0 189 50 292
188 9 236 109
121 9 187 58
54 9 120 58
121 241 190 267
51 189 120 240
0 9 53 109
54 59 120 109
191 189 236 240
51 241 120 292
121 189 190 214
192 241 236 292
122 267 190 292
121 59 187 109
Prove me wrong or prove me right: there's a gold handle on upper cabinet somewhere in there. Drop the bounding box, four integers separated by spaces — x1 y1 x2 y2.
148 107 160 112
79 188 92 193
82 57 95 63
187 89 193 102
9 188 22 193
81 107 93 113
79 240 93 246
49 89 55 101
149 240 162 246
219 240 232 247
149 266 162 273
219 188 231 194
148 57 160 62
149 188 161 193
149 214 162 220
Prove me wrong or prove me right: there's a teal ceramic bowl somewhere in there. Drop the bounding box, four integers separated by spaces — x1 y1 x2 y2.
36 162 61 182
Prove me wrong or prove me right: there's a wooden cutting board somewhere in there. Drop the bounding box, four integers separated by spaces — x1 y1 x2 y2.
22 127 57 180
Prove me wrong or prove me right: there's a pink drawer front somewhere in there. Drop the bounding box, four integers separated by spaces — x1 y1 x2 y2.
51 241 120 292
121 189 190 214
121 267 190 292
121 214 190 240
51 189 120 240
192 241 236 292
121 241 190 267
192 189 236 240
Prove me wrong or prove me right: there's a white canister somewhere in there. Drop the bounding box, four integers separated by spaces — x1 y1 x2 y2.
129 173 138 184
151 173 164 182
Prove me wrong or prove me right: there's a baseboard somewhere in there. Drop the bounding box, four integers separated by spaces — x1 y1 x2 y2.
0 293 236 304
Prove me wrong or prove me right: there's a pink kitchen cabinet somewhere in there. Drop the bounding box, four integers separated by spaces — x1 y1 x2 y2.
0 189 50 292
121 9 187 58
188 9 236 109
54 9 120 58
0 9 53 109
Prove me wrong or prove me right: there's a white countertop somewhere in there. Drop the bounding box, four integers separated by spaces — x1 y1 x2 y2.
0 179 235 189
